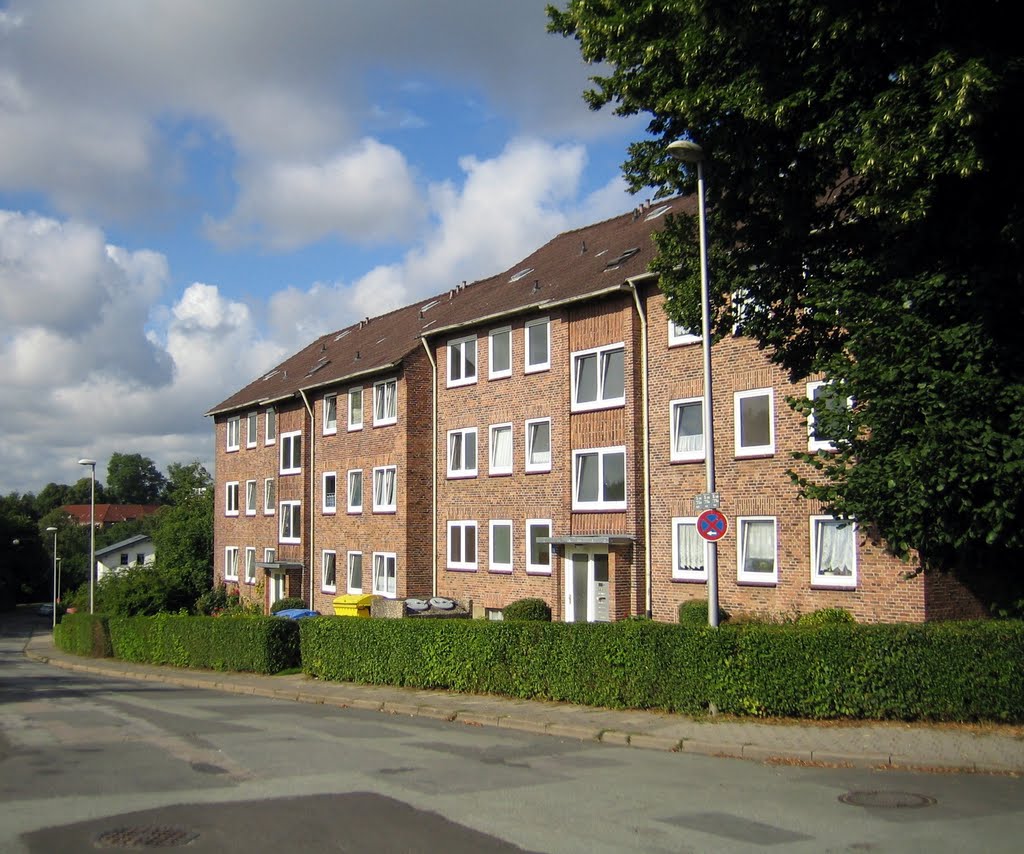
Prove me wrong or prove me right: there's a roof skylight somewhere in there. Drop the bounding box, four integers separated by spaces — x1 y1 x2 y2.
509 267 535 283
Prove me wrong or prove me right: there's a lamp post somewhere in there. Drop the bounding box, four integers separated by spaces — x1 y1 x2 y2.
78 458 97 614
667 140 720 627
46 526 58 628
56 557 62 610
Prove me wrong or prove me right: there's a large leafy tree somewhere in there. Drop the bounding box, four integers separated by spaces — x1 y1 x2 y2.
106 453 167 505
549 1 1024 580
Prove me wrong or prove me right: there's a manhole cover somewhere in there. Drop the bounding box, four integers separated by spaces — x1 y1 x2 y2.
839 791 936 809
95 825 199 848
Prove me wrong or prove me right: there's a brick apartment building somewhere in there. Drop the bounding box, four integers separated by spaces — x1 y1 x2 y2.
207 199 987 623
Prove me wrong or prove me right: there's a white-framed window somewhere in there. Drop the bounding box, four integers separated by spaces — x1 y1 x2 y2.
245 480 257 515
347 469 363 514
372 552 397 598
347 551 363 594
246 411 258 447
322 472 337 514
372 466 397 513
525 418 551 473
488 423 513 475
738 516 778 584
447 428 477 478
671 398 704 462
348 387 363 431
672 517 708 581
279 500 301 544
806 381 851 452
224 546 239 581
280 430 302 474
323 393 338 435
489 520 513 573
265 407 276 444
447 520 478 570
735 388 775 457
668 319 701 347
489 326 512 379
244 547 257 584
226 416 240 452
264 478 275 515
322 549 337 593
810 516 857 588
571 343 625 411
264 547 276 564
572 446 627 511
447 335 477 387
373 378 397 426
525 317 550 373
526 519 552 575
225 481 239 516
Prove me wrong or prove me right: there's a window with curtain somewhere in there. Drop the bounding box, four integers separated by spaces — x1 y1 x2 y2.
672 518 707 580
489 424 512 474
671 399 704 461
812 517 856 586
526 418 551 471
738 517 777 582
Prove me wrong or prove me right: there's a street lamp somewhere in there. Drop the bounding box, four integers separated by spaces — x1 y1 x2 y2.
667 140 720 628
78 458 97 614
46 526 58 629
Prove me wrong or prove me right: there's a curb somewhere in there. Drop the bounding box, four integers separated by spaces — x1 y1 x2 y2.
23 646 1021 776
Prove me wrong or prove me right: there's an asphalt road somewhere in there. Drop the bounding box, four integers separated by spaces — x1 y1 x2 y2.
2 610 1023 853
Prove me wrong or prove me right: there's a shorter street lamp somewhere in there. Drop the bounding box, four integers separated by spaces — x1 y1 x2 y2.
78 459 97 614
667 139 720 628
46 526 58 629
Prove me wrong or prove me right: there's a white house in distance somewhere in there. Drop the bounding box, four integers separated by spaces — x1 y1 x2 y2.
95 534 156 581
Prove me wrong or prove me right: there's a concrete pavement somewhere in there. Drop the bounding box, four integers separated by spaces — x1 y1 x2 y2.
21 621 1024 775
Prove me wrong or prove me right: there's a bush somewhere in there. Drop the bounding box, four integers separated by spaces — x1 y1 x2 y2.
797 607 856 626
678 599 728 626
271 597 307 614
502 598 552 621
54 613 113 658
300 617 1024 722
107 614 299 673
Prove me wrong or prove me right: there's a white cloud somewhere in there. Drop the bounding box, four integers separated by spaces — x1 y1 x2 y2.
207 139 425 250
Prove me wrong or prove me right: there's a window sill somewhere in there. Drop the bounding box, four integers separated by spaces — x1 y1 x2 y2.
810 582 856 591
488 567 513 575
488 470 512 478
447 472 477 480
737 578 778 587
446 566 477 573
670 456 706 465
571 400 625 414
373 420 397 428
671 576 708 584
526 568 552 576
735 450 775 460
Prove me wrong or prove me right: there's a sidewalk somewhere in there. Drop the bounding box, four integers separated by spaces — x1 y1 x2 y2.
23 629 1024 775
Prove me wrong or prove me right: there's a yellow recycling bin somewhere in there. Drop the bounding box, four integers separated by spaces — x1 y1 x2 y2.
333 593 374 618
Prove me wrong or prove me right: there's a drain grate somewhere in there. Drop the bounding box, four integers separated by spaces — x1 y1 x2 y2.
95 825 199 848
839 791 936 809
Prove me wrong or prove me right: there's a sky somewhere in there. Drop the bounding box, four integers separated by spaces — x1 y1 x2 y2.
0 0 653 496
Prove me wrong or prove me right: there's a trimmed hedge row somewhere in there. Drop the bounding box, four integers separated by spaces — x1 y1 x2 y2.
56 612 299 674
300 617 1024 722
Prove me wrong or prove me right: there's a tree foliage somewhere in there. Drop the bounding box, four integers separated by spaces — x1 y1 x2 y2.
549 0 1024 577
106 453 166 505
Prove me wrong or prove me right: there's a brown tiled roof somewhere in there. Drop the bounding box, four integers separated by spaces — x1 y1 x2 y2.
62 504 162 525
206 197 692 417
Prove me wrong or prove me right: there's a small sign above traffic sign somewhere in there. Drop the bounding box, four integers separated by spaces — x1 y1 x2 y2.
696 509 729 542
693 491 721 511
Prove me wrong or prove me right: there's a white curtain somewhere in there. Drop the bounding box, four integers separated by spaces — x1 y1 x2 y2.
674 402 703 454
676 523 704 573
529 422 550 465
816 519 854 576
491 426 512 469
742 519 775 574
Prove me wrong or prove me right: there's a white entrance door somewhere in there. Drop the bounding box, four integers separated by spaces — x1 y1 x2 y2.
269 571 286 609
564 548 610 622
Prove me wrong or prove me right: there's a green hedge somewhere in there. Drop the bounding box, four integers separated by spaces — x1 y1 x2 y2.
54 613 113 658
300 617 1024 722
56 612 299 674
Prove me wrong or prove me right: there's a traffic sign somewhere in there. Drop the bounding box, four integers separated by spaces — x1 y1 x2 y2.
696 509 729 542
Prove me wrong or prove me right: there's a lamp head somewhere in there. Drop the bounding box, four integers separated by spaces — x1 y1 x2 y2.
666 139 705 164
46 526 57 532
78 458 97 467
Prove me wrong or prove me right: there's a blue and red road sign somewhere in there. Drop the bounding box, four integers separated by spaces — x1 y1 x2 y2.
696 509 729 542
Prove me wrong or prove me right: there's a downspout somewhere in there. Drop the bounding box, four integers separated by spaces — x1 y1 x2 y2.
299 389 315 610
627 277 653 618
419 336 438 597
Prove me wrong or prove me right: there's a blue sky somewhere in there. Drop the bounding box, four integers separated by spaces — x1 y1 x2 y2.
0 1 652 494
